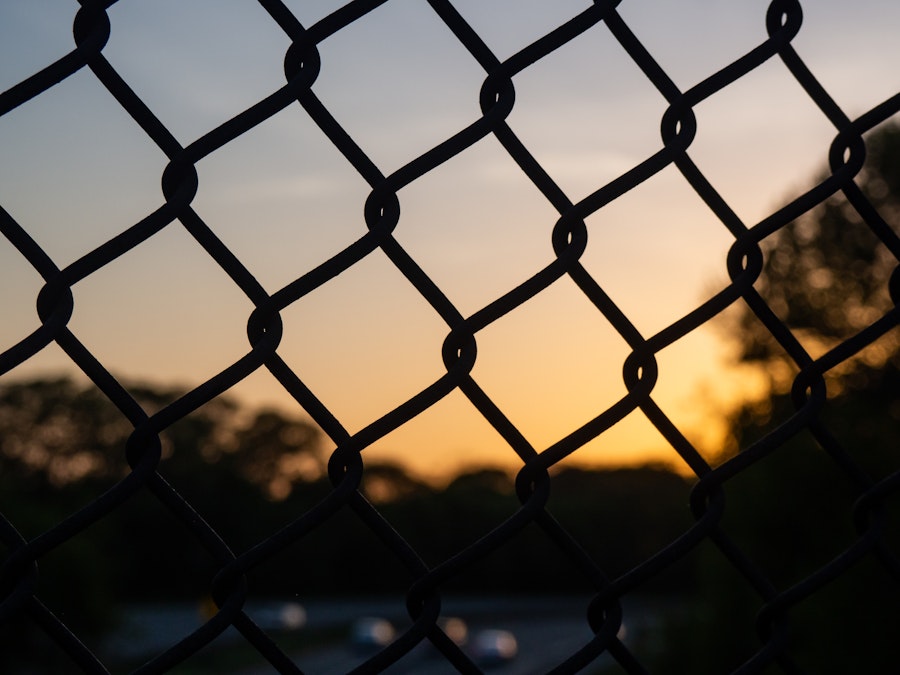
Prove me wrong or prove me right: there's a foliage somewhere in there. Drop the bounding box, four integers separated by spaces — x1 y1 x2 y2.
734 123 900 387
674 122 900 673
0 376 322 670
0 374 695 670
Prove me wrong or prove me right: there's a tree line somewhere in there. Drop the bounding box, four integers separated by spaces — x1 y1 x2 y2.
664 122 900 674
0 375 693 667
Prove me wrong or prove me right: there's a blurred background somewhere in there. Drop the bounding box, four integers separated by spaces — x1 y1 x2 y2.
1 1 898 673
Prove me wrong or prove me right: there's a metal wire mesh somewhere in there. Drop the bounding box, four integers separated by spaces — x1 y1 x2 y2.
1 0 898 673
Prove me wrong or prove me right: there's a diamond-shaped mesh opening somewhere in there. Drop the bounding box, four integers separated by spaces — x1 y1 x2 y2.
66 225 255 385
278 250 450 433
104 1 291 142
309 1 487 172
395 136 560 314
0 71 165 266
472 278 632 452
688 59 838 225
752 204 898 359
193 108 373 291
579 164 736 336
507 20 667 203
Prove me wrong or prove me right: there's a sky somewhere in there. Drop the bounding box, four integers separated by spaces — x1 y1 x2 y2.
1 0 898 482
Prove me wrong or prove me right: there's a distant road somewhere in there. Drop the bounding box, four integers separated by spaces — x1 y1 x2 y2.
107 596 659 674
282 614 614 675
237 596 646 674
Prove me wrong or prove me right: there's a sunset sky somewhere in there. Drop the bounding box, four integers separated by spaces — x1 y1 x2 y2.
1 0 898 481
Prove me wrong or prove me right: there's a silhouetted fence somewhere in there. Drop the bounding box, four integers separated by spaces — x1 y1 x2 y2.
1 1 898 673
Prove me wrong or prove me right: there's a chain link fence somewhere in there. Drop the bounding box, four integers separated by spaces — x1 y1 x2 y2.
1 0 899 673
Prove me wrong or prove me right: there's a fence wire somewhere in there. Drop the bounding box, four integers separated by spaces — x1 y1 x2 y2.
1 0 899 673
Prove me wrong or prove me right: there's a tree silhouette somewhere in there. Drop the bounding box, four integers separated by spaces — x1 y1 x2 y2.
675 122 900 674
0 377 323 670
734 122 900 389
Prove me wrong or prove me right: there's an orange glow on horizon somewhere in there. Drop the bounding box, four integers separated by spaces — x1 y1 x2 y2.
222 317 770 484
